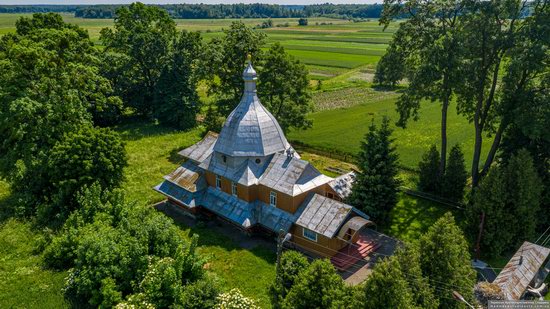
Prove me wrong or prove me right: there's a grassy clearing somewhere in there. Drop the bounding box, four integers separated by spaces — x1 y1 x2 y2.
0 218 68 308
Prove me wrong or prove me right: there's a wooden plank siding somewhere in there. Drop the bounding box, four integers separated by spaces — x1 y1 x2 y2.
291 225 347 257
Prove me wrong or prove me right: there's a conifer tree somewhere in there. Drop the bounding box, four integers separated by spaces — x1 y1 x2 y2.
442 145 468 201
418 145 441 194
283 259 346 309
361 257 416 309
419 213 477 308
347 117 400 226
468 149 543 257
268 251 309 309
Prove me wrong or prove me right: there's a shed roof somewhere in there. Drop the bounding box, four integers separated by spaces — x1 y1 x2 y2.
329 172 356 200
493 241 550 300
295 193 354 238
178 131 218 163
213 61 290 157
259 153 333 196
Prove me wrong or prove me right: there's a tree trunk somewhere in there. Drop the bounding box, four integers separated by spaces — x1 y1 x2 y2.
439 96 449 179
471 116 483 187
480 122 505 178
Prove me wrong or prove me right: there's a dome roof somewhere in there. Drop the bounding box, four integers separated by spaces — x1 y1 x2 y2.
213 58 290 157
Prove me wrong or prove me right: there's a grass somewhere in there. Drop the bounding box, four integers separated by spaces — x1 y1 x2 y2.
386 193 462 243
288 92 490 169
0 218 68 308
115 121 275 307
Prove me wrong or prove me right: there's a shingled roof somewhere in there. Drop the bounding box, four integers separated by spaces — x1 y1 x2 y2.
213 59 290 157
493 241 550 300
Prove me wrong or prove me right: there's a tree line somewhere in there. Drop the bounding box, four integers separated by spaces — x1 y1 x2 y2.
0 3 385 20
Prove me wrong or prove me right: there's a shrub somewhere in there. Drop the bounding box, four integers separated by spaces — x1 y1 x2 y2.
442 144 468 201
417 144 441 194
216 289 259 309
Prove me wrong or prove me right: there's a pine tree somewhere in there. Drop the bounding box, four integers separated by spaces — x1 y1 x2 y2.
347 117 400 226
283 259 346 309
467 149 543 257
417 145 441 194
442 144 468 201
418 213 477 309
394 244 439 309
361 257 416 309
268 251 309 309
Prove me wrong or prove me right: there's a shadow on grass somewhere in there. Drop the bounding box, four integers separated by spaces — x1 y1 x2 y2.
157 202 276 265
168 147 186 165
384 193 462 243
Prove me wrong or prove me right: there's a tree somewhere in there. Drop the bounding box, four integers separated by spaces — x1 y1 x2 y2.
442 145 468 201
468 150 543 257
361 256 416 309
379 0 467 178
298 18 308 26
100 2 176 116
418 213 477 308
394 245 439 309
45 184 206 307
347 117 400 226
202 21 266 115
258 43 313 132
34 127 127 223
455 0 550 186
0 14 121 217
180 276 220 309
154 30 202 129
417 145 441 194
283 259 346 309
268 251 309 309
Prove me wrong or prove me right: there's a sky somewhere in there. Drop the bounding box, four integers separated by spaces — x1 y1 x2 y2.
0 0 381 5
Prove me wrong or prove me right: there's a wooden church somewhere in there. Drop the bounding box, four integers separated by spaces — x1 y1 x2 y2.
155 57 378 269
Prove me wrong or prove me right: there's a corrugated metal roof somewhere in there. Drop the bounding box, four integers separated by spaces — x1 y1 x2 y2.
259 153 333 196
329 172 355 200
164 161 206 192
295 193 354 238
178 131 218 163
154 181 201 208
201 187 256 229
493 241 550 300
253 200 297 233
213 61 290 157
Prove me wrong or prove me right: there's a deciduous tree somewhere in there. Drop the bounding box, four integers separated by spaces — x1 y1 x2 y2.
258 43 312 132
100 2 176 116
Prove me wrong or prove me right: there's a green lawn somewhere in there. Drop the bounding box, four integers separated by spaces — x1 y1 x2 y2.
0 218 67 308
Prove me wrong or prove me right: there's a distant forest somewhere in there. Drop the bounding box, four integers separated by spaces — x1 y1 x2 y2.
0 4 385 19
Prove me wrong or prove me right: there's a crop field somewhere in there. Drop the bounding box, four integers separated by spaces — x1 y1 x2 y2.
0 13 395 80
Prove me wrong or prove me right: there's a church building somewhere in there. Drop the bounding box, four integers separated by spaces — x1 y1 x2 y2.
155 57 377 266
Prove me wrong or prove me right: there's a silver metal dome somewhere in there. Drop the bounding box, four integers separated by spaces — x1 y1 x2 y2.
213 58 290 157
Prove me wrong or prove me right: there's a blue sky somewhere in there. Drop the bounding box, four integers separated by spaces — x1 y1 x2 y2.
0 1 381 5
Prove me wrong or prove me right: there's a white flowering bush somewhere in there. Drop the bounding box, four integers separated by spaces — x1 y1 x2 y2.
115 293 156 309
215 288 260 309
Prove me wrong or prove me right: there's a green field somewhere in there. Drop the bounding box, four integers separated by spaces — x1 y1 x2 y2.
0 13 395 79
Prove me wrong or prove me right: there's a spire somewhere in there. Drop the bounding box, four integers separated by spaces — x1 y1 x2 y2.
243 54 257 93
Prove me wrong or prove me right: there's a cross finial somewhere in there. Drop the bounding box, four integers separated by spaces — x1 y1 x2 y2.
246 53 252 64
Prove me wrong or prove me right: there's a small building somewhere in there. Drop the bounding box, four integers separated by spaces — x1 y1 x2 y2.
155 57 376 265
493 241 550 300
